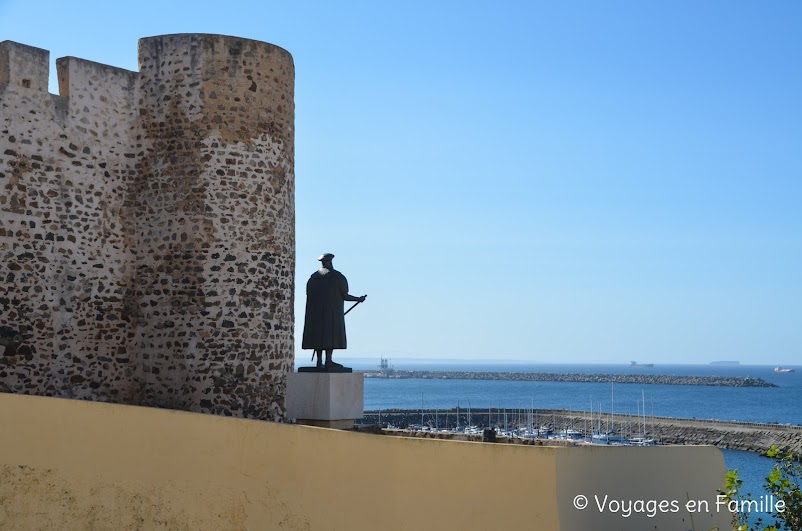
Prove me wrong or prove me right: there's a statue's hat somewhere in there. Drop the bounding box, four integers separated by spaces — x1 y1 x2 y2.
318 253 335 261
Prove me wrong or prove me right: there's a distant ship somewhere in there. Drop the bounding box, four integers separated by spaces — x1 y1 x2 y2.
630 361 654 368
774 367 795 373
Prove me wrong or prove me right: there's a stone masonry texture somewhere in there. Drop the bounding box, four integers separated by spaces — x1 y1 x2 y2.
0 34 295 421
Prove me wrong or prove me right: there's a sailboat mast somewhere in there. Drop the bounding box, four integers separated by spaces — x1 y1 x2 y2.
611 382 615 433
642 389 646 437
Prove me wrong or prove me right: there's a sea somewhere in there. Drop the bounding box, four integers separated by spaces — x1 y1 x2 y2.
310 359 802 524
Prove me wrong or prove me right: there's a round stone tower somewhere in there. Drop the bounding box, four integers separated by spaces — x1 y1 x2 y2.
125 34 295 420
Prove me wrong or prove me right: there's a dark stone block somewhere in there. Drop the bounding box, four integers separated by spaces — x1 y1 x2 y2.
298 366 352 373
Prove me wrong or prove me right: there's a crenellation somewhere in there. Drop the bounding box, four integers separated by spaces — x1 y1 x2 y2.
0 41 49 92
1 34 295 421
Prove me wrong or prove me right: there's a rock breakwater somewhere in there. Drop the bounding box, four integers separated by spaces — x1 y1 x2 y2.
362 370 776 387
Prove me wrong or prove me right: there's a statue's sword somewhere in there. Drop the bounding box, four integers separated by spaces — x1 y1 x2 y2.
344 300 362 316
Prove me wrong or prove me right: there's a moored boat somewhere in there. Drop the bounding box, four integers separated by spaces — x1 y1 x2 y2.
628 436 656 446
591 430 626 444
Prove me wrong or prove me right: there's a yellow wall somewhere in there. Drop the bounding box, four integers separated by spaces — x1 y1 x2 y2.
0 393 731 530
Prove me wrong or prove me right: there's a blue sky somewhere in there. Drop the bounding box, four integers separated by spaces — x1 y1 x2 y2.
2 1 800 364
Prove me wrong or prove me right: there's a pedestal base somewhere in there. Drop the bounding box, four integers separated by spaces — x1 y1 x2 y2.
286 371 364 426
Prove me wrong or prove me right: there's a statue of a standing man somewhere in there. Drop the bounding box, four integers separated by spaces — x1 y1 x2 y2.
302 253 366 369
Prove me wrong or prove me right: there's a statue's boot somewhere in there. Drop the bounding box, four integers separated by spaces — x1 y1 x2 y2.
325 359 344 369
315 350 324 368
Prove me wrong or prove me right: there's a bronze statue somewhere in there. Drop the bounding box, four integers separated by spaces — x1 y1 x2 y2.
301 253 366 369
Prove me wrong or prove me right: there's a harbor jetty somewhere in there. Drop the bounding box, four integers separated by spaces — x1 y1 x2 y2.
362 408 802 454
361 370 776 388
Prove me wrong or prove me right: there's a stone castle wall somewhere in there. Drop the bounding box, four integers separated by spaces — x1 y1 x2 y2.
0 34 295 421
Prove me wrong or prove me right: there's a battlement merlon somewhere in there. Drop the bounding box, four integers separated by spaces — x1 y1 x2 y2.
56 56 138 102
0 41 49 91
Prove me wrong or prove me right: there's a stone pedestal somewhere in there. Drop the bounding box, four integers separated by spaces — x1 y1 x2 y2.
286 372 364 429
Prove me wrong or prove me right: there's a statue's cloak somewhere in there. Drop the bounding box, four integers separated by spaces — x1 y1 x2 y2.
301 269 348 350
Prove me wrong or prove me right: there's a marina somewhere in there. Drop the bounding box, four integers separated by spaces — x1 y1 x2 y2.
360 407 802 453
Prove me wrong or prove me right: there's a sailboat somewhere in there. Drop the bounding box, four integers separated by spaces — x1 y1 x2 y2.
591 383 625 444
627 389 656 446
